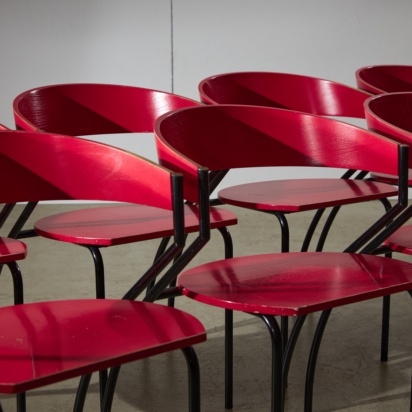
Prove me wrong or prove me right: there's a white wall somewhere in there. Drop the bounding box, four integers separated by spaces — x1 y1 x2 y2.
1 1 412 187
173 0 412 98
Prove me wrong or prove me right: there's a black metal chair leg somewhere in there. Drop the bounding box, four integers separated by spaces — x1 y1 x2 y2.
146 237 171 295
273 213 290 356
6 262 24 305
273 212 290 254
73 374 92 412
168 235 188 307
301 208 326 252
8 202 38 240
100 349 201 412
315 194 392 253
304 309 332 412
181 346 201 412
101 367 121 412
217 226 234 260
259 315 284 412
16 392 26 412
86 246 105 299
380 295 390 362
315 206 341 252
225 308 233 409
155 237 172 261
85 246 106 408
283 315 307 388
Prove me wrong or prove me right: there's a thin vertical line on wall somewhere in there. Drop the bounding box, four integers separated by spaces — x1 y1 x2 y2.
170 0 174 93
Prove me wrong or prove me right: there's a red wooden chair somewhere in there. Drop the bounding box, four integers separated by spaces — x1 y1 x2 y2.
198 71 396 361
198 71 379 253
183 73 396 356
0 129 207 412
155 104 412 411
364 92 412 255
356 65 412 94
12 83 236 300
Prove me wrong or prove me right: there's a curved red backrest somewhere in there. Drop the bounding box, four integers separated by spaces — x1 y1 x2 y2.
0 130 178 210
199 71 370 118
356 65 412 94
13 83 199 135
364 92 412 165
155 105 401 202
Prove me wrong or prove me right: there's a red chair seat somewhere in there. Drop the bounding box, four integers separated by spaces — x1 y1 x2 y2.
178 252 412 316
0 237 27 262
0 299 206 394
34 203 237 246
218 179 398 212
384 224 412 255
370 170 412 186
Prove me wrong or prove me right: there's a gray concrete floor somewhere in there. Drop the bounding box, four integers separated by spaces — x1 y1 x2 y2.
0 201 410 411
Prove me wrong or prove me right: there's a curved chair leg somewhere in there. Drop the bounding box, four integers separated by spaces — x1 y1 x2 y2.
181 346 201 412
8 201 38 239
316 195 393 363
73 374 92 412
100 346 201 412
167 235 187 308
6 262 24 305
301 208 326 252
315 206 342 252
302 169 359 252
226 313 284 411
225 309 233 409
101 367 120 412
273 212 290 254
273 213 290 355
85 246 105 299
146 237 172 295
259 315 284 412
304 309 332 412
283 315 307 388
161 227 233 308
84 246 107 408
217 226 234 260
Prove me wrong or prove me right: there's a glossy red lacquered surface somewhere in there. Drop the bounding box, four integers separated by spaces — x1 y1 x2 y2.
13 83 199 134
364 92 412 185
0 131 177 209
364 92 412 253
178 252 412 316
218 178 397 212
13 83 237 247
384 224 412 254
199 71 371 118
155 105 401 206
0 237 27 263
0 299 206 394
35 203 236 246
356 65 412 94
